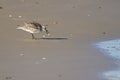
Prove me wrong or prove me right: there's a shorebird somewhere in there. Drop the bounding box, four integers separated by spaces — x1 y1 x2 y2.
17 22 51 39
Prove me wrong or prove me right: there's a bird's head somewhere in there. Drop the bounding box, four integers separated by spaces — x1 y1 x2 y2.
42 24 52 36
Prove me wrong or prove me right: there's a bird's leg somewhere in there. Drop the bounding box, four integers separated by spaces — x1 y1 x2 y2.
31 33 35 39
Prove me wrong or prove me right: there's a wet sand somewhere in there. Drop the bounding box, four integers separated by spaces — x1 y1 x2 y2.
0 0 120 80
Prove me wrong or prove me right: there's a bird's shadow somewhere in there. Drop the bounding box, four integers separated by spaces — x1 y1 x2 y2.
36 37 68 40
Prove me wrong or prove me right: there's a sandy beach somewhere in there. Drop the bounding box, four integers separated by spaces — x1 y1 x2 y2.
0 0 120 80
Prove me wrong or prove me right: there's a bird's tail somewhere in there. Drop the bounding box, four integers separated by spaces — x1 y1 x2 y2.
16 27 21 29
16 27 24 30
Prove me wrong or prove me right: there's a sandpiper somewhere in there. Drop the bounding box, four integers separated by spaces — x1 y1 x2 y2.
17 22 51 39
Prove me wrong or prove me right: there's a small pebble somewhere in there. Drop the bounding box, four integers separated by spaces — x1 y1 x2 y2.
53 21 58 24
42 35 45 38
98 6 102 9
45 24 48 26
70 34 73 36
102 32 106 35
17 25 20 26
72 5 76 8
18 16 22 18
35 2 39 4
88 14 91 16
20 53 24 56
5 76 12 80
42 57 47 60
21 0 25 2
8 14 12 18
0 6 3 9
58 74 62 78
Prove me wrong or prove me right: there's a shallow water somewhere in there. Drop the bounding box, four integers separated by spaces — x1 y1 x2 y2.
96 39 120 80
